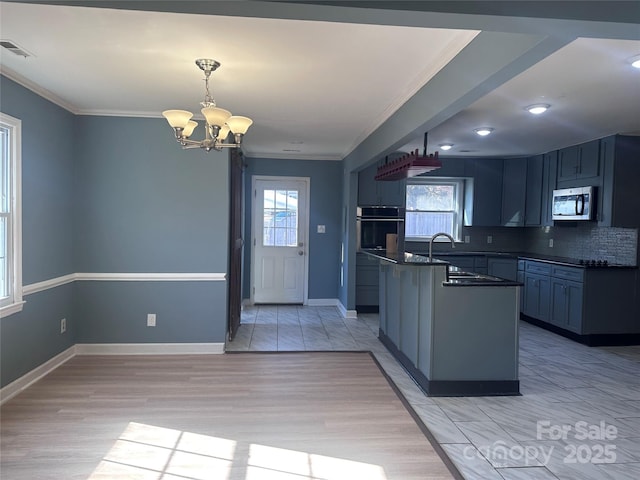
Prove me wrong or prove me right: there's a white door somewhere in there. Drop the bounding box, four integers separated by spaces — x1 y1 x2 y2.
252 177 308 304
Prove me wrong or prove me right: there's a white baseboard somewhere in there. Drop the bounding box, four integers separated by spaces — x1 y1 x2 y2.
337 302 358 319
306 298 340 307
75 342 225 355
0 345 76 405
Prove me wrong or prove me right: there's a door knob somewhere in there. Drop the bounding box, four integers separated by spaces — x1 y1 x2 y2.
298 251 304 256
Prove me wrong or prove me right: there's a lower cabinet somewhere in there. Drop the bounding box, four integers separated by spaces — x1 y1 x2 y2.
488 257 518 281
436 255 488 275
523 273 551 321
522 261 551 321
356 253 380 308
550 278 583 333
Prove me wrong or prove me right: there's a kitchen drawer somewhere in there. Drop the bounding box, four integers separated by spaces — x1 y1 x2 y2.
551 265 584 283
518 260 526 271
525 261 552 276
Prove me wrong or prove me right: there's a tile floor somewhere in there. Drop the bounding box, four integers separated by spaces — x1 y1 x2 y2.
227 305 640 480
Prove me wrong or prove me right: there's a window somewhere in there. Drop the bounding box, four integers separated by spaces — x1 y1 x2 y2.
0 113 23 316
405 178 463 241
262 189 298 247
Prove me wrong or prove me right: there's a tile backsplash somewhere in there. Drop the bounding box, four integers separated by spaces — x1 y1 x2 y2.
525 224 638 265
418 224 638 266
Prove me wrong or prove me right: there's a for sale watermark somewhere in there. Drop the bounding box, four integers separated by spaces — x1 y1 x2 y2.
463 420 618 468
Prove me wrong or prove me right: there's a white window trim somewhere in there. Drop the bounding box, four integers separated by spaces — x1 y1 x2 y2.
405 177 464 242
0 112 23 317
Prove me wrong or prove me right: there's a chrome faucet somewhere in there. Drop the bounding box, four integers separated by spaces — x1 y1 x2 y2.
429 232 455 263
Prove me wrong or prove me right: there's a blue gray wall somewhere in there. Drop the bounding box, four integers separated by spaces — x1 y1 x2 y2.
0 76 76 386
73 116 230 345
242 158 343 301
1 76 230 388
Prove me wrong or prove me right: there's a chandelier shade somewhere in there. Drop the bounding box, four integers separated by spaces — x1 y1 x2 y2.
227 116 253 134
182 120 198 138
162 59 252 151
201 107 232 128
162 109 193 129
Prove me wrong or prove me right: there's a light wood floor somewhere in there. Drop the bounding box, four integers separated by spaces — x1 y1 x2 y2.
1 352 458 480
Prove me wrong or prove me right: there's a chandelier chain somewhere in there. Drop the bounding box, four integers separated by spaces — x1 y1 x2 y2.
201 71 216 108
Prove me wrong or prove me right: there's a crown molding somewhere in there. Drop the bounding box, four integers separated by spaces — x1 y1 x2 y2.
1 67 79 114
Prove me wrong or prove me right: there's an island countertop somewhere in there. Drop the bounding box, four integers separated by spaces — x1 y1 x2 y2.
360 249 449 266
360 249 523 286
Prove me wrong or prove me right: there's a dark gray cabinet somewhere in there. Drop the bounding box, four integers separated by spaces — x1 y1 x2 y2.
525 155 544 226
358 162 379 206
357 161 405 207
522 261 551 321
437 255 488 275
355 253 380 308
488 257 518 281
598 135 640 228
501 158 527 226
557 140 601 184
540 151 557 227
464 158 503 227
550 266 584 333
519 258 638 341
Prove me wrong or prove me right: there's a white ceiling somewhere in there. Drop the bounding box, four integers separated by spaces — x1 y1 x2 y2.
1 1 639 161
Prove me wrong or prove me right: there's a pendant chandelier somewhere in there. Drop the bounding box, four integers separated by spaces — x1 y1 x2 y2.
162 59 253 151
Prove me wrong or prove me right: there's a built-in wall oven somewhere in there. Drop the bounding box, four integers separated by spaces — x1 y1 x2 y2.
356 206 405 251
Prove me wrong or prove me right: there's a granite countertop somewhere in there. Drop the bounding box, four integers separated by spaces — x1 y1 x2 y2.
360 249 523 287
360 249 449 266
419 250 637 269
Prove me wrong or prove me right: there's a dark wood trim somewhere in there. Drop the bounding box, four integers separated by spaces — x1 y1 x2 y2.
227 148 244 341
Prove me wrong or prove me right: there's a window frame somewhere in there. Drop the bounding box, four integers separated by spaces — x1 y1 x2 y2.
404 177 464 242
0 112 23 317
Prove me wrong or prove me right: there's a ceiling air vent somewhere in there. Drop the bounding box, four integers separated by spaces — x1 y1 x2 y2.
0 40 33 58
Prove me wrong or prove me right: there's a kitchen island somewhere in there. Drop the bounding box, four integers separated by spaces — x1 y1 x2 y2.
363 249 521 396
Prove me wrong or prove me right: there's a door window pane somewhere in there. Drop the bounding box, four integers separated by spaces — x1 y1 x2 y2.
263 189 298 246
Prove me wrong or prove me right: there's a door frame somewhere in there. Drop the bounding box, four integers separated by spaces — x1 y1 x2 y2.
250 175 310 305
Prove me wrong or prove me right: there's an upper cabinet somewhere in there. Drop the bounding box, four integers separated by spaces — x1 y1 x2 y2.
598 135 640 228
557 140 601 185
540 151 557 227
524 155 544 227
357 161 405 207
463 158 503 227
501 158 527 226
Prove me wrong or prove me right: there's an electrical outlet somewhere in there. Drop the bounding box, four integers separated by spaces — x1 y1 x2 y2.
317 225 326 233
147 313 156 327
549 239 554 248
464 235 470 244
60 318 66 334
487 235 493 244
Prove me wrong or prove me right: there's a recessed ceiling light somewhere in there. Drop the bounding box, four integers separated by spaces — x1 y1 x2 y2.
525 104 550 115
474 127 494 136
629 54 640 69
439 143 454 151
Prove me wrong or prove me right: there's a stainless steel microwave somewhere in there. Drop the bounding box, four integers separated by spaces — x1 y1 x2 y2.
552 186 595 221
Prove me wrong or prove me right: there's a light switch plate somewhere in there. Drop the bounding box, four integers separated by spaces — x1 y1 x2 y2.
487 235 493 244
464 235 470 244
